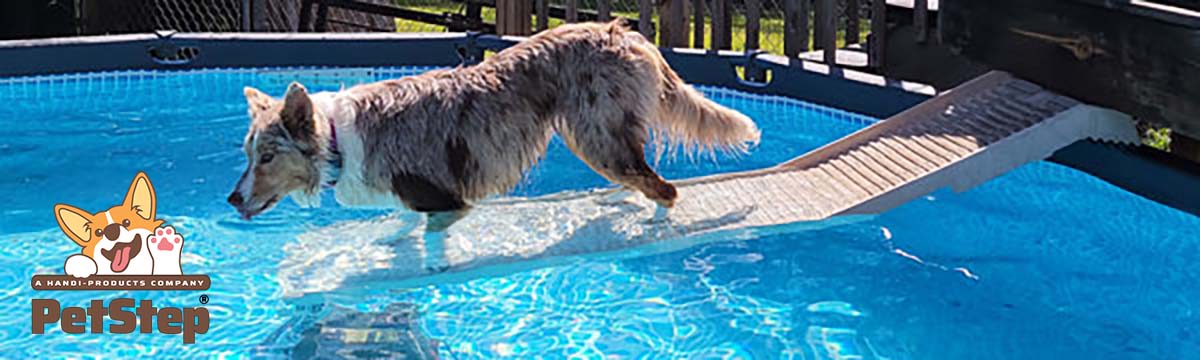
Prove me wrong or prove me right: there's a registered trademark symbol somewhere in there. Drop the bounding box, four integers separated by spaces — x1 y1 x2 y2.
199 294 209 304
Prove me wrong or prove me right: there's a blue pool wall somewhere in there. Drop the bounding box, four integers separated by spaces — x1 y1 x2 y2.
0 32 1196 215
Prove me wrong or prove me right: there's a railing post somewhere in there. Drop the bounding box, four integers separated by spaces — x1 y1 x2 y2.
465 0 483 28
240 0 252 31
745 0 761 51
693 0 705 48
660 0 689 48
536 0 548 31
597 0 612 21
250 0 269 31
298 0 314 31
783 0 808 58
744 0 766 82
914 0 928 43
818 0 836 65
314 2 330 32
639 0 656 39
845 0 859 45
566 0 578 22
812 0 825 50
496 0 531 35
711 0 731 50
868 0 886 69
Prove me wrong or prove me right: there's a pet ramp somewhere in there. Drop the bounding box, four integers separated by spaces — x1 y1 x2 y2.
279 71 1138 297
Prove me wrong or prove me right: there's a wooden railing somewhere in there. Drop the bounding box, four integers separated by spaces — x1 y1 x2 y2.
299 0 940 70
492 0 898 69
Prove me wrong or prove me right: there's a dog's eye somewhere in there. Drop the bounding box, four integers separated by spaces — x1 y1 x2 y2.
122 219 130 227
94 229 103 238
260 153 275 164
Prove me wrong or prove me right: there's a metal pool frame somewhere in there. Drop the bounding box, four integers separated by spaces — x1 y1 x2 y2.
0 32 1196 215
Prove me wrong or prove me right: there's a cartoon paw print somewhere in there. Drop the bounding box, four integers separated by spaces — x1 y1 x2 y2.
148 226 184 275
149 226 182 251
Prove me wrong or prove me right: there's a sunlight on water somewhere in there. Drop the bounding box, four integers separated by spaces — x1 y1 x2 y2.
1 67 1198 359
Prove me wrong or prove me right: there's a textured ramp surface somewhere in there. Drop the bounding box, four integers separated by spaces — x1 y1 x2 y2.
280 71 1138 297
629 71 1137 228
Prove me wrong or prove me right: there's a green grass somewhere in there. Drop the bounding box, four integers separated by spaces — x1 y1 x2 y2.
392 1 867 56
1143 127 1171 151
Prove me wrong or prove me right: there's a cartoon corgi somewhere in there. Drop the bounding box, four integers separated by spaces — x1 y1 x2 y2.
54 172 180 278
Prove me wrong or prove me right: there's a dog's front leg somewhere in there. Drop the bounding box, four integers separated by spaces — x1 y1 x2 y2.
419 209 469 273
64 254 97 278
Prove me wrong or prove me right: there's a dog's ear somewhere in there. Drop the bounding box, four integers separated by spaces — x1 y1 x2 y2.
123 172 157 221
243 87 274 115
281 82 315 141
54 204 94 247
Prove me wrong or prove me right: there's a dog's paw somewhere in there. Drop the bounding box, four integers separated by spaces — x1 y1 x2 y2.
64 254 97 278
423 264 450 273
149 226 183 252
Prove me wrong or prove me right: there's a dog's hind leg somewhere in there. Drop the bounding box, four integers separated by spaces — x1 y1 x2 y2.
558 109 677 208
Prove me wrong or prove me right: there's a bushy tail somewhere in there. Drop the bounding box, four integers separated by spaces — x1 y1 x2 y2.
656 71 761 155
601 20 759 158
634 42 760 157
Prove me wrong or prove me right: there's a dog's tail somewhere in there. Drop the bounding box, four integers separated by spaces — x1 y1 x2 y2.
624 31 760 156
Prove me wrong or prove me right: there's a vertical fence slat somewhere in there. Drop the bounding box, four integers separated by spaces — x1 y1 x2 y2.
241 0 251 31
250 0 268 31
639 0 655 39
711 0 731 50
536 0 548 31
783 0 807 57
869 0 886 68
819 0 836 64
466 0 483 28
498 0 508 33
844 0 859 44
566 0 578 22
812 0 825 49
298 0 314 31
598 0 612 21
660 0 689 48
745 0 761 51
744 0 765 82
813 0 831 51
496 0 531 35
693 0 705 48
914 0 928 43
314 2 330 32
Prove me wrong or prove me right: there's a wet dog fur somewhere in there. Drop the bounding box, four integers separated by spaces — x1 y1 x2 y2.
228 20 760 219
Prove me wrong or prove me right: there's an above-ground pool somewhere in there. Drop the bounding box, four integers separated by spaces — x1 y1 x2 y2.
2 67 1198 359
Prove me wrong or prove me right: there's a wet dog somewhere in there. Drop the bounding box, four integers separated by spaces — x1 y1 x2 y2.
228 20 759 219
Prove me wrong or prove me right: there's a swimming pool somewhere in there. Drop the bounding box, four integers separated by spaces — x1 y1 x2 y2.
2 66 1198 359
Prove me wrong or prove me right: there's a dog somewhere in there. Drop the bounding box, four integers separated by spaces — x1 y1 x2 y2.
227 20 760 220
54 172 184 278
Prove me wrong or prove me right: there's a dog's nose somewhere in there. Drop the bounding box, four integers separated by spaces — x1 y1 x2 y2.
103 223 122 240
227 192 244 207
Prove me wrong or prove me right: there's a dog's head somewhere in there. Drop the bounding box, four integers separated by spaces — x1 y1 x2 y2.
54 172 164 274
228 82 324 220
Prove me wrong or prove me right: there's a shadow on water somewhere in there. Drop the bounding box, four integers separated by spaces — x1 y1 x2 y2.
254 302 441 359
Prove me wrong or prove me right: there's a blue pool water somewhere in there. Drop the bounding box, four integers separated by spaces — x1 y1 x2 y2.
1 67 1198 359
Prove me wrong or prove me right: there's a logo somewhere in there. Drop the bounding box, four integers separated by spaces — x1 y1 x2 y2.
31 172 211 344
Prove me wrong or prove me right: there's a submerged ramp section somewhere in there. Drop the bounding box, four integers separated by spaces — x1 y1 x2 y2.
280 71 1138 297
